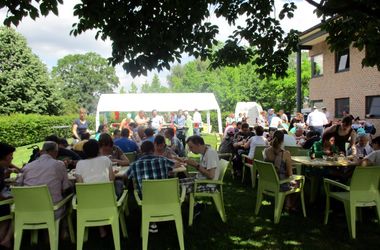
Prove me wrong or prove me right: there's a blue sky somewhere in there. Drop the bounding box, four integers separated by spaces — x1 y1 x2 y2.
0 0 319 91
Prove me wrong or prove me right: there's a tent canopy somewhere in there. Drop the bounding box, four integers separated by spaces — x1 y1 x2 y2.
235 102 263 126
96 93 223 133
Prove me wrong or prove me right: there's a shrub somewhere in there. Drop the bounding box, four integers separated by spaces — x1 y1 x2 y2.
0 114 95 147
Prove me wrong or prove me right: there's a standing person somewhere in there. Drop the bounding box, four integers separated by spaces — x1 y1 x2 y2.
185 111 194 139
278 110 288 124
150 109 163 134
0 143 15 249
225 113 236 127
72 107 89 142
193 109 202 136
322 116 357 156
321 107 332 127
18 142 73 219
267 108 275 125
289 112 305 131
175 109 186 148
269 113 282 132
306 106 328 136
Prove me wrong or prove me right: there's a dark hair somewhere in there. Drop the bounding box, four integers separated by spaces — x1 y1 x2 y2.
242 123 249 129
45 134 59 143
342 115 353 126
83 139 99 158
271 130 284 149
113 129 121 136
141 141 155 154
236 121 242 127
97 124 107 133
372 136 380 145
0 142 15 160
165 128 175 137
144 128 154 137
129 122 137 129
255 126 264 136
306 131 315 139
81 132 91 140
154 134 165 145
121 128 130 137
186 135 205 145
59 138 69 147
98 133 113 147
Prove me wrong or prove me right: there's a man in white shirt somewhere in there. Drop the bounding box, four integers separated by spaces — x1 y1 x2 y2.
245 126 268 159
269 114 282 132
150 109 163 134
306 106 328 136
193 109 202 136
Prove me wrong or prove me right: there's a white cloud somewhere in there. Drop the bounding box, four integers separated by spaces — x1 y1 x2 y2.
1 0 320 91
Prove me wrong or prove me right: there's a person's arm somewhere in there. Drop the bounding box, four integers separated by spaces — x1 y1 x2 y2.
349 131 357 156
284 151 293 177
110 147 130 166
195 163 216 179
119 119 126 131
72 122 80 140
109 166 115 181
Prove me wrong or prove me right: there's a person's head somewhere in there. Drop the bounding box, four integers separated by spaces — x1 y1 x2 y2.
328 136 336 145
59 138 69 148
0 142 15 166
98 133 113 148
144 128 154 138
271 130 284 149
238 113 242 117
154 134 166 151
322 107 327 112
230 113 235 118
341 115 353 132
113 129 121 139
83 139 99 158
81 132 91 140
194 108 198 112
186 135 205 154
164 128 175 139
42 141 59 159
178 109 183 115
295 127 304 137
268 109 274 115
231 121 237 127
241 123 250 133
357 133 369 147
137 126 146 139
236 121 242 129
226 127 235 137
128 122 137 129
121 128 130 138
306 131 315 139
141 141 155 155
254 126 264 136
97 124 109 133
371 136 380 150
342 110 349 116
45 134 59 143
138 110 145 117
296 112 304 120
278 109 284 115
152 109 157 117
79 107 87 120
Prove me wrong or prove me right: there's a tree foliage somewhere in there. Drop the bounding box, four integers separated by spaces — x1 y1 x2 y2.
0 26 62 115
51 52 119 113
129 82 138 94
140 74 168 93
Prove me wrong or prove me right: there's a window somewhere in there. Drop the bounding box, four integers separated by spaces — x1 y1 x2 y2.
311 54 323 77
366 96 380 118
335 48 350 72
335 98 349 118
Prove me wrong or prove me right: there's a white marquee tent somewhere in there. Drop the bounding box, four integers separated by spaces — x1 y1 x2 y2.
96 93 223 134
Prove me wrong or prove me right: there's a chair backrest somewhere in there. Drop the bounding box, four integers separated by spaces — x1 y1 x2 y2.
124 151 137 163
142 178 180 206
285 146 303 156
75 182 117 209
12 185 54 221
254 146 267 161
254 160 279 190
218 159 229 181
349 167 380 200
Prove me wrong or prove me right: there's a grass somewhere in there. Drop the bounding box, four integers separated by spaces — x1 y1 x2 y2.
12 134 380 249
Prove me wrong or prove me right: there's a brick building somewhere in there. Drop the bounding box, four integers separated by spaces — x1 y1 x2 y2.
298 23 380 135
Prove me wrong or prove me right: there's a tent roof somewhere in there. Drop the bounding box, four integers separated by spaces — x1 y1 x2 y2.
96 93 220 112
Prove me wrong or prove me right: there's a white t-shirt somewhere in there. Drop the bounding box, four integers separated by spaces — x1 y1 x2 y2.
306 110 328 127
283 134 298 147
364 150 380 165
248 136 268 159
197 146 220 181
193 111 202 124
76 156 112 183
269 116 282 128
151 115 163 129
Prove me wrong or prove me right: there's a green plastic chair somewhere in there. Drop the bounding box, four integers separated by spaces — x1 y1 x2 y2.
0 198 13 223
11 185 74 250
73 182 128 250
242 145 266 188
134 178 186 250
124 151 137 163
218 152 233 179
188 159 229 226
285 146 309 175
254 160 307 224
324 166 380 239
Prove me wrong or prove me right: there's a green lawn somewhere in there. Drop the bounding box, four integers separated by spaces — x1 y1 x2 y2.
13 134 380 249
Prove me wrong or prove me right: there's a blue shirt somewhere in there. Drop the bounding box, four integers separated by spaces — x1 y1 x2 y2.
114 137 139 153
175 115 186 128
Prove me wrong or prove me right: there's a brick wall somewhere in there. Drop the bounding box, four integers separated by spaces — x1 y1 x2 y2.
309 42 380 136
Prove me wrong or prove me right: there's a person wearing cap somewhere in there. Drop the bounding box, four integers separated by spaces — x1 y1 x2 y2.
306 106 328 136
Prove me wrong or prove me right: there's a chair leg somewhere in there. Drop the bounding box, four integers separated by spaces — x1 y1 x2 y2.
309 176 319 204
55 220 61 250
274 194 285 224
67 211 75 243
111 218 121 250
188 194 195 226
212 194 227 223
251 166 257 188
76 223 85 250
343 202 356 239
241 164 246 183
119 210 128 238
47 221 57 250
376 200 380 225
300 190 307 218
174 213 185 250
255 188 263 215
14 221 24 250
142 216 150 250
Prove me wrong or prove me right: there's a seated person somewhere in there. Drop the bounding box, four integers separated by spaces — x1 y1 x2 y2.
113 129 121 140
72 132 91 152
154 135 178 159
348 133 373 158
219 128 235 155
98 133 130 166
302 131 320 150
361 136 380 166
95 124 109 141
283 130 297 147
164 128 185 157
233 123 254 175
45 135 81 169
18 141 73 219
312 135 339 158
143 128 155 143
114 129 139 153
245 126 268 159
0 142 15 249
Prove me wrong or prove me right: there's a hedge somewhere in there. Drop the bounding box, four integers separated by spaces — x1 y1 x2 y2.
0 114 95 147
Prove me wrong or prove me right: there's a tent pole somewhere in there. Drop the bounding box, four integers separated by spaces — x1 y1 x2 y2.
206 111 211 133
95 111 99 133
217 108 223 134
